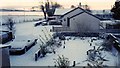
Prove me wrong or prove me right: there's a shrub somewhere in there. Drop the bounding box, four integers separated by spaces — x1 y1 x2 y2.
54 55 70 68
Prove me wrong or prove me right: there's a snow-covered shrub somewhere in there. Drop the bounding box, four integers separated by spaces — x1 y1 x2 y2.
101 35 114 51
86 46 108 67
54 55 70 68
40 46 48 57
6 17 15 31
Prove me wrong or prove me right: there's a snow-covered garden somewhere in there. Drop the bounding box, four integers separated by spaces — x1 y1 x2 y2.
8 21 119 67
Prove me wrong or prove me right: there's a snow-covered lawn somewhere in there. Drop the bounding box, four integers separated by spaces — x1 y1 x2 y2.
9 22 117 66
10 37 117 66
1 15 42 24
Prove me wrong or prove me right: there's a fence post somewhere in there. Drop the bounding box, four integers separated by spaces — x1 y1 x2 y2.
118 52 120 67
73 61 76 67
35 53 38 61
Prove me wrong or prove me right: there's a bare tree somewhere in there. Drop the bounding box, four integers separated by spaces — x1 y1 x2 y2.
111 0 120 20
39 0 62 19
71 5 76 8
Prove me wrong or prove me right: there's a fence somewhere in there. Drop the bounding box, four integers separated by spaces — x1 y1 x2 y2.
35 49 41 61
100 29 120 33
52 26 71 32
54 32 99 37
106 33 120 66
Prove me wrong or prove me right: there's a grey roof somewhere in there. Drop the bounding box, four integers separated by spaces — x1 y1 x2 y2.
61 7 85 18
54 8 73 15
69 10 101 20
54 7 101 20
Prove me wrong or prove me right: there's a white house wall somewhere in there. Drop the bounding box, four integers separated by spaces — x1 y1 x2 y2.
70 13 100 32
62 8 83 27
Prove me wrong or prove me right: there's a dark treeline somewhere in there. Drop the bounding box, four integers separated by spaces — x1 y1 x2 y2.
111 1 120 20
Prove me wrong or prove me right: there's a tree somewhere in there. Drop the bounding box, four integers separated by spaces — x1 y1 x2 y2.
78 2 91 12
84 4 91 12
39 0 62 19
52 2 62 8
71 5 76 8
40 5 47 19
111 1 120 20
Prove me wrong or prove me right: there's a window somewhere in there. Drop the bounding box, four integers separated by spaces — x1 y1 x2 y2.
64 19 66 21
67 18 70 27
60 20 62 22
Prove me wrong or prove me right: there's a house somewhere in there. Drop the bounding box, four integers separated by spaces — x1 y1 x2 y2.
52 7 101 33
48 8 73 25
60 7 84 27
0 45 11 68
100 20 120 33
92 10 112 20
95 13 112 20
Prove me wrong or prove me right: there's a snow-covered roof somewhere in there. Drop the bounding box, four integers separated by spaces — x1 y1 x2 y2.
101 20 117 25
54 8 73 15
9 35 35 48
0 44 10 48
0 31 7 35
0 26 8 31
92 10 111 15
69 11 101 20
116 0 120 2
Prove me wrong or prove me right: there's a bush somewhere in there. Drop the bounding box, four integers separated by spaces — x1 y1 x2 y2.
54 55 70 68
6 17 15 31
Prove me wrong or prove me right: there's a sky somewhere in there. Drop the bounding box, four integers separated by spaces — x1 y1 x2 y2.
0 0 117 10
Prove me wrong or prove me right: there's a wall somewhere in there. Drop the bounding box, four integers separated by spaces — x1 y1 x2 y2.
0 47 10 68
62 8 83 27
52 26 71 32
70 13 100 33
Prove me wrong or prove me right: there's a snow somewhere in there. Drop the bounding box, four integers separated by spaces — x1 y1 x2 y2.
0 44 10 48
54 9 73 15
7 21 118 66
116 0 120 2
1 15 42 24
10 36 117 66
0 26 8 31
0 10 119 66
9 35 35 48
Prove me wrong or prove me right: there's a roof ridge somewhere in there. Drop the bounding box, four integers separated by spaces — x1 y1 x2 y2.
61 7 84 18
69 10 101 20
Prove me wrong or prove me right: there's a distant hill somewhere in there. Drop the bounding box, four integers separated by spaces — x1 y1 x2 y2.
0 9 24 12
0 9 42 12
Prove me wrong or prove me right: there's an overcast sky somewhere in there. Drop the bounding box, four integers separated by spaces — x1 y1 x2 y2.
0 0 116 10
